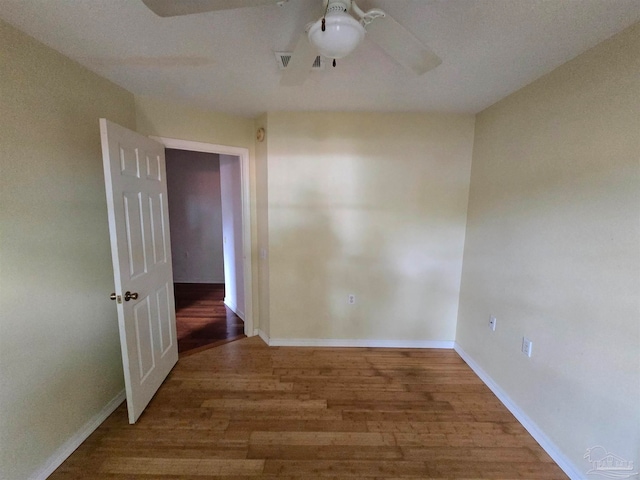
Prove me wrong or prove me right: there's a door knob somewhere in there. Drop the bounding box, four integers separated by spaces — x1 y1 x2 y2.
110 293 117 301
124 291 139 301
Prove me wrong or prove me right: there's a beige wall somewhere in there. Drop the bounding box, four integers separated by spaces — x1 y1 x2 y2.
266 112 475 341
456 22 640 472
135 96 255 152
134 96 262 330
0 20 136 479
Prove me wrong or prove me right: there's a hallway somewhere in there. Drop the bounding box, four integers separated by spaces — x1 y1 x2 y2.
174 283 245 355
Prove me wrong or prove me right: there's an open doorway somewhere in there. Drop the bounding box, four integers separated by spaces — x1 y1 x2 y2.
165 149 245 354
152 137 254 355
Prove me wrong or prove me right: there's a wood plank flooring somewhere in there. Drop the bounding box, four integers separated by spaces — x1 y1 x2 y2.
50 337 567 479
175 283 245 355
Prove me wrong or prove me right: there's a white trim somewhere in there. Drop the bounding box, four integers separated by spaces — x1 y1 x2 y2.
268 338 455 349
30 390 125 480
224 297 237 313
254 328 270 345
223 297 244 320
150 136 255 337
453 343 582 480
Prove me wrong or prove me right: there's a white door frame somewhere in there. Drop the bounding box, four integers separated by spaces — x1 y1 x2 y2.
151 136 254 337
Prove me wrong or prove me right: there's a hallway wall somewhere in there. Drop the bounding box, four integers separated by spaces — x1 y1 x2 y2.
220 154 245 317
166 149 224 283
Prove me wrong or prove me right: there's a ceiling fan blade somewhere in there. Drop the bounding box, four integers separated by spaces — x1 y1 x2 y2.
365 14 441 75
142 0 279 17
280 33 319 87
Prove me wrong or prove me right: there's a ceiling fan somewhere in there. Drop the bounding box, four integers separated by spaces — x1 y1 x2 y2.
141 0 441 86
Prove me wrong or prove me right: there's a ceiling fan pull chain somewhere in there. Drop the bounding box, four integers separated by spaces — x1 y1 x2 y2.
321 0 329 32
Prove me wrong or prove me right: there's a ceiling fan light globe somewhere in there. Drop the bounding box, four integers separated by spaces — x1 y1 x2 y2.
308 11 365 59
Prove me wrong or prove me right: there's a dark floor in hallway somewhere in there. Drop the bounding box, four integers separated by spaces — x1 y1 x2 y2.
174 283 245 355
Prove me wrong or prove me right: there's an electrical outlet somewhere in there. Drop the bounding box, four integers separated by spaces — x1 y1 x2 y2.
522 337 533 357
348 294 356 305
489 315 497 331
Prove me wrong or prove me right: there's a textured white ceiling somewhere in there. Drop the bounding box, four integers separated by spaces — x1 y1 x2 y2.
2 0 639 117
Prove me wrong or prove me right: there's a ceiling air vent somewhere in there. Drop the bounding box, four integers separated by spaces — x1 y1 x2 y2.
275 52 324 70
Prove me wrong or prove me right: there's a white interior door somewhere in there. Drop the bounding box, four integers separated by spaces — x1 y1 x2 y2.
100 118 178 423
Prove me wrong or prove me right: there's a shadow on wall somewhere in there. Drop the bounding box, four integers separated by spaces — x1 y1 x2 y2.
269 186 464 341
270 188 342 339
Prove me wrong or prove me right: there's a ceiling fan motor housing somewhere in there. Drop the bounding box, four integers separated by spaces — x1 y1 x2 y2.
327 0 349 13
309 0 365 59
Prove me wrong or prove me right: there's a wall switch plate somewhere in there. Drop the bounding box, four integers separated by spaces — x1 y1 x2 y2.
522 337 533 357
489 315 497 331
348 294 356 305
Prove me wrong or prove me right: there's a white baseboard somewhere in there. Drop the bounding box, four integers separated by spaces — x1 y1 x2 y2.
224 297 245 320
268 338 455 349
254 328 270 345
453 343 582 480
30 389 125 480
223 297 237 313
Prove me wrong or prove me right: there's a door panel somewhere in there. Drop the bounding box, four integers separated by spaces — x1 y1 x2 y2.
134 298 155 382
100 118 178 423
146 152 162 181
123 192 147 278
149 193 168 266
119 145 140 178
155 283 173 355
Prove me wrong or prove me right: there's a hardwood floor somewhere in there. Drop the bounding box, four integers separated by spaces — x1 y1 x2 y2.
174 283 245 355
50 337 567 479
